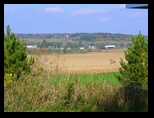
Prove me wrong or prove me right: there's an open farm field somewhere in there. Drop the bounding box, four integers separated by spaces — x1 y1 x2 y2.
31 49 126 75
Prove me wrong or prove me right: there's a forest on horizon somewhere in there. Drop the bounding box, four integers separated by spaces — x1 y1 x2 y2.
15 32 148 42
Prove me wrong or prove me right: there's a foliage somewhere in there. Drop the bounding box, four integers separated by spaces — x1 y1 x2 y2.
117 32 148 89
16 32 148 50
4 25 34 86
4 72 148 112
80 34 96 42
15 32 136 40
4 73 17 87
41 40 48 48
95 42 104 49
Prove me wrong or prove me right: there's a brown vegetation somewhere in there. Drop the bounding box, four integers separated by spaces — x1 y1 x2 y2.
30 49 126 75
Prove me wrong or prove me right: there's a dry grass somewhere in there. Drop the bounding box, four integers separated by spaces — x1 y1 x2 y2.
5 49 148 112
30 49 126 75
3 74 123 112
4 73 148 112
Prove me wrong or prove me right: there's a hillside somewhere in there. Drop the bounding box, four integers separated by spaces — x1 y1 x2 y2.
15 32 148 42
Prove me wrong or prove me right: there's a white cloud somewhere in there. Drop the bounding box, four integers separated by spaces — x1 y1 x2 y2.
17 18 31 21
71 9 108 16
6 9 15 13
44 6 64 13
128 12 143 18
119 4 126 9
114 4 126 10
116 23 124 28
99 17 110 22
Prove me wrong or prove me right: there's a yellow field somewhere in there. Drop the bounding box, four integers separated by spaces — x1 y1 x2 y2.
32 49 126 75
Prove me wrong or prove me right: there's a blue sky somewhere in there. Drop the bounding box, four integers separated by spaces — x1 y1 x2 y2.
4 4 148 35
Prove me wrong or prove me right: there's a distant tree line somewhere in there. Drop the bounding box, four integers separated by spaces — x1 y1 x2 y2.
15 32 148 42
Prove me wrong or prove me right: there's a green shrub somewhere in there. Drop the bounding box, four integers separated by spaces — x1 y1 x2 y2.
4 25 34 86
118 32 148 89
4 73 17 87
117 32 148 108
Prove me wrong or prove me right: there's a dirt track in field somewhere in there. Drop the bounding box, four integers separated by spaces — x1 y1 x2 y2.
33 49 126 74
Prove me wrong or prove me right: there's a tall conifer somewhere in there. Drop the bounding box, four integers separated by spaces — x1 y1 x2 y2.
4 25 34 82
118 32 148 89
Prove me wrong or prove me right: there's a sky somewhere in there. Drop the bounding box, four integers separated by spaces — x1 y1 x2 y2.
4 4 148 35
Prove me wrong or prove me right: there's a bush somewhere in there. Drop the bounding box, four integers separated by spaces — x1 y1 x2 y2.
117 32 148 108
118 32 148 89
4 25 34 87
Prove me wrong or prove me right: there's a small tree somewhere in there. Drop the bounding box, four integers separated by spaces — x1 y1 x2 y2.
118 32 148 89
4 25 34 86
42 40 48 48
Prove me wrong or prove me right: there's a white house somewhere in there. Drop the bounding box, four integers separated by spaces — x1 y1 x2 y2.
88 45 96 49
104 45 115 49
26 45 37 49
67 47 71 49
80 47 85 50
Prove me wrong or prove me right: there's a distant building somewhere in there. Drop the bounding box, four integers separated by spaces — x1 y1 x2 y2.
80 47 85 50
88 45 96 49
26 45 37 49
104 45 115 49
67 47 71 49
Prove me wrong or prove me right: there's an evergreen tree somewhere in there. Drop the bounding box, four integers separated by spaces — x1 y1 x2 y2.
4 25 34 83
42 40 48 48
118 32 148 89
